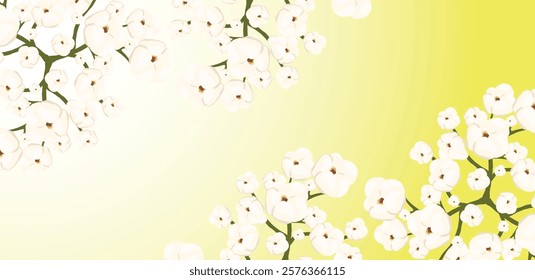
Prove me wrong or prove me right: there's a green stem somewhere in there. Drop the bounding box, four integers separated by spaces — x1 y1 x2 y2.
510 129 525 136
281 223 292 260
49 90 68 105
211 60 228 68
308 192 324 201
439 213 463 260
116 48 129 62
245 256 251 260
265 219 283 234
513 204 533 215
2 45 24 56
406 198 419 212
251 26 269 40
241 0 254 37
83 0 97 17
10 124 26 133
467 155 485 170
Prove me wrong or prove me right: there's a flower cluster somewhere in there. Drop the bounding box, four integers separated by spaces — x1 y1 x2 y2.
164 148 363 260
173 0 371 111
0 0 169 174
366 83 535 260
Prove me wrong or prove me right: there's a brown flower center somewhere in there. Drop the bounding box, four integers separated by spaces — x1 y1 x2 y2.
103 25 110 33
377 197 384 205
198 85 205 93
247 58 254 64
46 122 53 129
281 195 288 202
151 56 158 63
482 131 490 138
330 167 337 175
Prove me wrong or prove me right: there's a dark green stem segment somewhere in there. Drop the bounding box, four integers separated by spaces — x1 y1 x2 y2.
405 198 419 212
467 155 485 170
245 256 251 260
211 60 228 68
10 124 26 133
265 219 283 234
281 224 293 260
509 128 525 136
116 48 130 62
308 192 324 201
241 0 254 37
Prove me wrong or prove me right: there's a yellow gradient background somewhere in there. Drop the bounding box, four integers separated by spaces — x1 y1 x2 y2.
1 0 535 259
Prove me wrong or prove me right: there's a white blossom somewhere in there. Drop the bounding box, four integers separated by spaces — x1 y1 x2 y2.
126 9 160 40
345 218 368 240
364 177 405 220
221 80 254 112
246 5 269 28
483 84 515 116
0 129 23 170
516 215 535 255
460 204 484 227
467 168 490 191
130 40 171 81
21 144 52 175
468 233 503 260
0 70 24 101
502 239 521 260
282 147 314 180
276 66 299 89
236 196 267 225
467 118 509 159
51 34 75 56
428 159 460 192
310 223 344 256
409 141 433 164
496 192 517 214
513 89 535 132
164 242 204 260
437 107 460 130
420 184 442 206
266 232 289 255
437 132 468 160
332 0 372 19
236 172 259 194
511 159 535 192
464 107 487 125
333 243 362 260
304 206 327 228
180 65 223 106
276 5 307 37
227 223 259 256
373 219 408 251
265 182 308 223
19 46 40 68
505 142 528 164
312 153 358 198
407 204 451 250
209 206 232 229
0 6 20 46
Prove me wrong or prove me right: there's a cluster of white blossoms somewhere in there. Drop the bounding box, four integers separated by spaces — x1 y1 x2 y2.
164 148 363 260
173 0 371 112
365 83 535 259
0 0 170 174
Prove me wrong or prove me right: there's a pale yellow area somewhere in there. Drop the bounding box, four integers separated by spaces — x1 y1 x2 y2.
0 0 534 259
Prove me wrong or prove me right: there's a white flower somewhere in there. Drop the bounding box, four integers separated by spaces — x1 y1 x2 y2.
506 116 517 127
420 184 442 206
511 159 535 192
494 165 506 177
13 1 33 22
10 97 31 117
444 240 469 260
49 135 71 153
502 239 521 260
303 32 327 55
312 153 358 198
236 196 267 225
513 89 535 132
373 219 408 251
276 4 307 37
469 233 503 260
269 36 299 64
292 229 305 241
211 33 231 53
164 242 204 260
229 19 242 29
236 172 259 194
332 0 372 19
484 83 515 116
496 192 517 214
467 118 509 159
304 206 327 228
74 68 105 100
69 0 91 15
106 1 125 18
72 13 82 24
282 147 314 180
0 6 19 46
101 96 122 118
227 223 259 256
0 70 24 101
516 215 535 255
448 195 460 207
437 132 468 160
84 11 127 56
227 37 269 79
28 28 37 39
32 0 65 27
79 130 98 150
263 171 286 190
195 6 225 37
407 204 451 250
180 65 223 106
130 40 171 81
310 223 344 256
21 144 52 175
26 101 69 141
68 100 98 129
45 69 68 93
364 177 405 220
498 221 509 233
276 66 299 89
428 159 460 192
437 107 461 130
0 129 23 170
221 80 254 112
296 0 316 11
467 168 490 191
333 244 362 260
209 206 232 229
409 141 433 164
409 237 429 259
345 218 368 240
460 204 484 227
265 182 308 223
219 248 240 260
246 5 269 28
19 46 40 68
51 34 75 56
266 232 289 255
304 180 315 191
505 142 528 164
464 107 487 125
170 20 191 38
172 0 200 19
126 9 160 40
399 209 410 220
